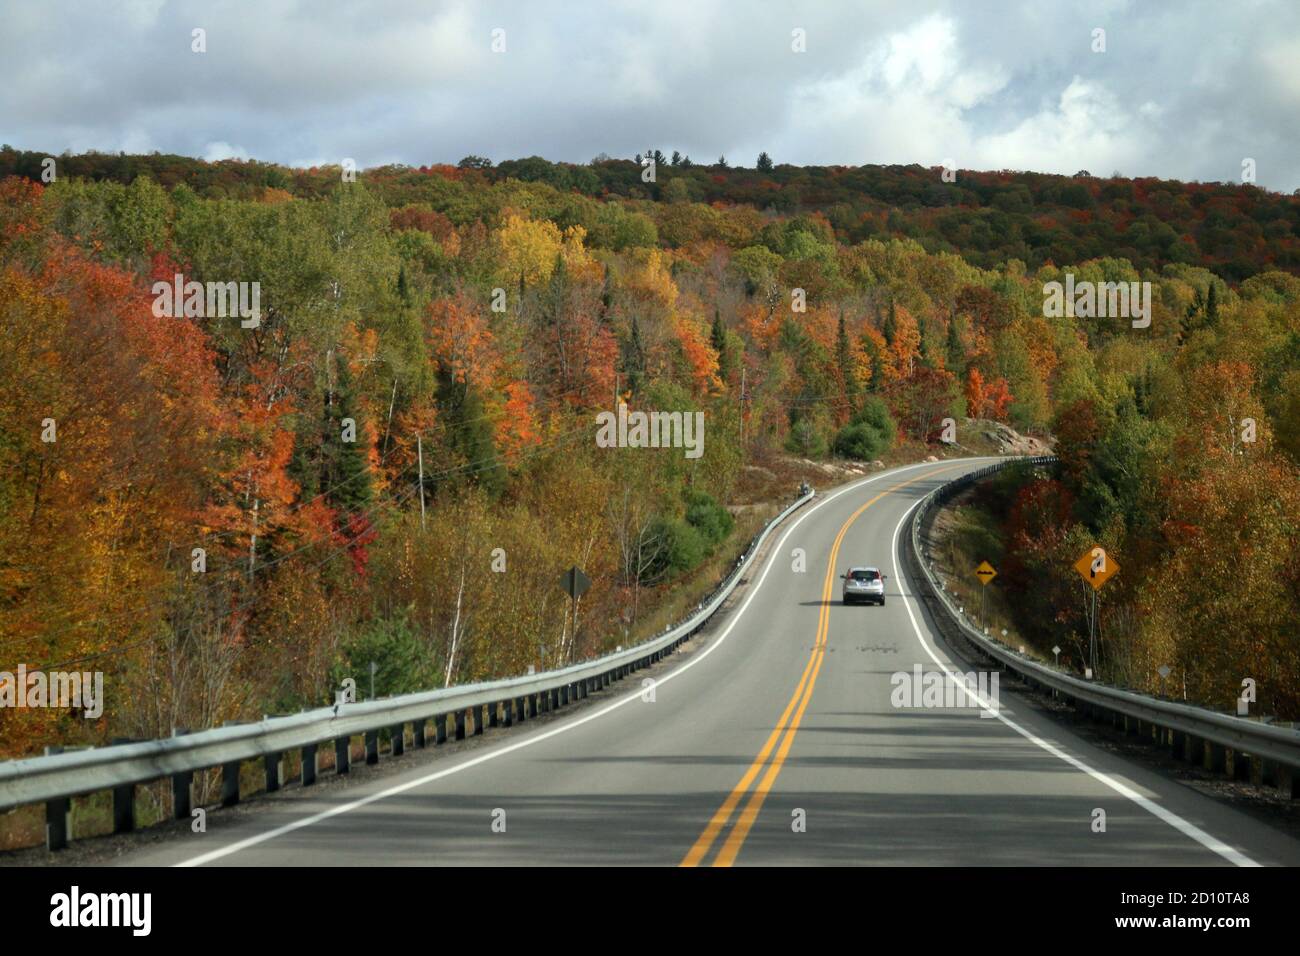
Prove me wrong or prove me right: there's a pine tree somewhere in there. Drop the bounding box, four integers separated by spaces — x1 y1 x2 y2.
863 334 885 393
434 361 505 498
836 313 859 412
321 354 373 515
396 263 409 305
946 315 965 373
917 319 935 368
711 309 734 385
1180 287 1205 345
883 300 898 347
756 152 774 172
622 314 647 396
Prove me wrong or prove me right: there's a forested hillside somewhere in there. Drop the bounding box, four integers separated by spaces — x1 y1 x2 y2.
6 146 1298 279
1 149 1298 758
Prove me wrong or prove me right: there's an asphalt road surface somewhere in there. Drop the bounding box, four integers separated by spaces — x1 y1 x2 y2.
113 458 1300 867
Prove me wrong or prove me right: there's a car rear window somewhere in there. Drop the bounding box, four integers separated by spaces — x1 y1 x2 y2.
850 570 879 581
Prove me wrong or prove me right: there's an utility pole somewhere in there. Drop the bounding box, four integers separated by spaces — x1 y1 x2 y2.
417 434 427 531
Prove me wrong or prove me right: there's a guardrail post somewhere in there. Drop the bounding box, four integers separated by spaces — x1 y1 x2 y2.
43 745 70 851
504 698 514 727
46 795 70 851
561 685 570 706
489 701 500 728
335 737 351 774
515 696 526 722
110 738 137 833
1205 742 1226 774
365 730 379 765
436 714 448 744
1231 750 1250 782
302 743 318 786
475 704 487 735
1260 759 1277 788
265 752 282 792
171 729 193 818
1278 764 1299 799
391 724 405 756
413 720 426 748
527 694 537 718
455 710 466 740
111 781 136 833
1183 735 1202 765
1169 728 1185 759
222 761 241 807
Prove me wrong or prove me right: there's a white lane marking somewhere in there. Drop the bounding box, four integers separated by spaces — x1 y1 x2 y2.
888 501 1260 867
174 459 991 866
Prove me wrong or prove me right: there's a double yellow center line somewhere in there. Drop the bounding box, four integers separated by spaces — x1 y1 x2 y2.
679 467 959 867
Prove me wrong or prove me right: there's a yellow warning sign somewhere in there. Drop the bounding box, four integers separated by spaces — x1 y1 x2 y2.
1074 546 1119 590
975 561 997 586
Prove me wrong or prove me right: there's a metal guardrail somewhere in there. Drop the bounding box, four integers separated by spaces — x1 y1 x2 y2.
1 487 817 850
908 457 1300 785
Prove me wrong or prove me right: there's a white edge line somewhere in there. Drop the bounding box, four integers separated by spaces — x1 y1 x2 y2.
888 498 1260 868
174 458 986 866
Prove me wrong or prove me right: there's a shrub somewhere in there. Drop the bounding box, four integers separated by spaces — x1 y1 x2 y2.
328 615 434 700
833 396 896 460
786 417 828 457
684 489 733 546
640 517 706 583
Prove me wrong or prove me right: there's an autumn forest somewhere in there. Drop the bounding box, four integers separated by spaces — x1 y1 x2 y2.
1 146 1299 770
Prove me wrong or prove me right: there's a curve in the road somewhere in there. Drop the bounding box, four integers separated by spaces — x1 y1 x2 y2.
96 457 1297 868
684 464 964 866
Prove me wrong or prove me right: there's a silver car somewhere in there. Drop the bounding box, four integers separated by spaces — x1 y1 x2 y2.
841 566 887 606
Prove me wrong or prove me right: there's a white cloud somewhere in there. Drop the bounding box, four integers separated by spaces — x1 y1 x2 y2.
0 0 1295 191
203 141 249 162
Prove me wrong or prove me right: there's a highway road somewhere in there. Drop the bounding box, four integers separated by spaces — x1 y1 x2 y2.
113 458 1300 867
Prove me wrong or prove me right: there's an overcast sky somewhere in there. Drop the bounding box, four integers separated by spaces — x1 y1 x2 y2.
4 0 1298 192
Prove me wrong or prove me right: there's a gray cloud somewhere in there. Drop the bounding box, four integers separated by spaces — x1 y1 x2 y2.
2 0 1297 191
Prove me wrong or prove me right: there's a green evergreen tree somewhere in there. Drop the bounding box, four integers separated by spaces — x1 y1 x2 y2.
946 315 965 373
1180 286 1205 344
621 314 647 397
836 313 859 412
711 309 734 386
433 362 505 498
883 300 898 347
918 318 935 368
863 334 886 393
321 355 373 515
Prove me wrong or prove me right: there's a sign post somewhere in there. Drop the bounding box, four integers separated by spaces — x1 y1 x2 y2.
1073 546 1119 679
559 566 592 665
974 561 996 628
